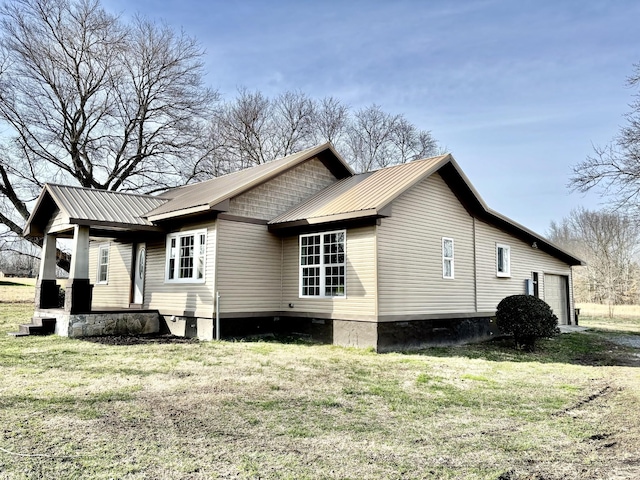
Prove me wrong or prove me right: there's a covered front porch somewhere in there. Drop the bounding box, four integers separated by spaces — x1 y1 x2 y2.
23 184 169 338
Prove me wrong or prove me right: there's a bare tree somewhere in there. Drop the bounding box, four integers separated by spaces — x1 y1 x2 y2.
313 96 348 146
548 208 640 316
0 0 217 268
202 93 439 177
570 63 640 216
344 104 440 172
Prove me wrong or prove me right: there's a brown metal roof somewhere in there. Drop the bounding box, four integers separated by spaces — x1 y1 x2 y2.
23 184 168 236
269 153 584 266
48 185 168 225
145 143 353 221
269 154 450 225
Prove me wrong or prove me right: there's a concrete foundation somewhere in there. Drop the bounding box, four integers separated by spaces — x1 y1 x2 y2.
376 317 499 352
34 309 160 337
166 315 498 351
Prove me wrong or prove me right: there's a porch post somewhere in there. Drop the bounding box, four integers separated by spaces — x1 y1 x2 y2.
34 233 60 309
64 225 93 314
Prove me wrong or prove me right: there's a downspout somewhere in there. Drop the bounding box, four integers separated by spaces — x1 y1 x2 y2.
216 291 221 340
473 217 478 313
213 221 220 340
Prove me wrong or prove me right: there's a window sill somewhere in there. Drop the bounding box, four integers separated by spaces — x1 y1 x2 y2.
165 279 206 284
299 295 347 300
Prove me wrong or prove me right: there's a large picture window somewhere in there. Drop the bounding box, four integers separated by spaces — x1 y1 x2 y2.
300 230 346 297
496 243 511 277
166 229 206 282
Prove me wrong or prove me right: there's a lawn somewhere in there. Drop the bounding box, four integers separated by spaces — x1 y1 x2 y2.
0 278 37 303
0 302 639 479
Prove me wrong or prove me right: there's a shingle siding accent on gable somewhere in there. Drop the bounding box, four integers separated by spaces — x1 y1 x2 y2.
280 225 377 320
144 220 217 317
474 219 573 319
377 173 477 317
47 208 72 234
215 219 282 313
227 158 337 220
88 240 132 308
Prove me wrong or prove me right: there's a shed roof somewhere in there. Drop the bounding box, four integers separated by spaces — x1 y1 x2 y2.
145 143 353 221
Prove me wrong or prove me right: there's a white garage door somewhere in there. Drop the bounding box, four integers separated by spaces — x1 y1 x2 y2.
544 274 569 325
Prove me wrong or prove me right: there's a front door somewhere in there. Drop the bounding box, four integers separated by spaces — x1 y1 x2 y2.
133 243 146 305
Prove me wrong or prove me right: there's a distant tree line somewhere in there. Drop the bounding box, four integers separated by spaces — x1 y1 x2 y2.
548 208 640 315
192 89 439 180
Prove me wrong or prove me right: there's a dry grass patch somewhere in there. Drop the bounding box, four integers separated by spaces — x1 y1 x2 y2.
578 303 640 320
0 304 639 479
0 277 37 303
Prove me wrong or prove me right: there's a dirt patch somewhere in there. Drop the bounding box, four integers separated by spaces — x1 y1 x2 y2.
82 334 199 345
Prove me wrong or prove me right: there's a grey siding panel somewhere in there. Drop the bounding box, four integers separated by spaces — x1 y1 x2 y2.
228 158 337 220
475 220 573 315
377 173 476 316
89 240 132 308
145 220 216 317
281 225 377 320
48 208 72 234
216 219 282 313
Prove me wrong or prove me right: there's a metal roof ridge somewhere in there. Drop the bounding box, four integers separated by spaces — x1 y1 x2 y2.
46 183 167 200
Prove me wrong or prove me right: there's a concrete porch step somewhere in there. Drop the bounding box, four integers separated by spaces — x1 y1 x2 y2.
7 317 56 337
7 331 30 337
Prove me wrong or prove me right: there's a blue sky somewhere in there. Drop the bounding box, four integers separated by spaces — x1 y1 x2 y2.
105 0 640 234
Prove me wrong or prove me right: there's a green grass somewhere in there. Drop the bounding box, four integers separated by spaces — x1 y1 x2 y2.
0 303 639 479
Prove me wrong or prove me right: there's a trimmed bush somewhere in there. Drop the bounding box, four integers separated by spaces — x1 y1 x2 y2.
496 295 559 351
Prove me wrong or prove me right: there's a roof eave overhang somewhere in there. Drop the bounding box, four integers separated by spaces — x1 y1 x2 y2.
268 207 390 234
70 218 164 232
146 204 213 222
482 209 585 266
435 158 583 266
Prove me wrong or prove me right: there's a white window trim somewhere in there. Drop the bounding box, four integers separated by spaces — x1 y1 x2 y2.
165 229 207 283
496 243 511 277
299 230 347 298
442 237 454 279
96 243 109 285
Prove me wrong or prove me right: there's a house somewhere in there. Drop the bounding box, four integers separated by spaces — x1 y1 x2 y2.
21 143 583 351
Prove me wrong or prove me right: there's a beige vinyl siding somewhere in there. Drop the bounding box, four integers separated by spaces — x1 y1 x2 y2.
88 240 132 308
216 219 282 313
145 221 216 317
228 158 337 220
377 173 476 317
281 225 377 320
475 220 573 318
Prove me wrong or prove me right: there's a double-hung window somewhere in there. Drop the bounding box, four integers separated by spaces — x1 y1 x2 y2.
496 243 511 277
300 230 346 297
442 237 454 279
166 229 206 282
97 244 109 284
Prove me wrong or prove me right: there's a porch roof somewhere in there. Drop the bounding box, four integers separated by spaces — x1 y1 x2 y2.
23 184 168 237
